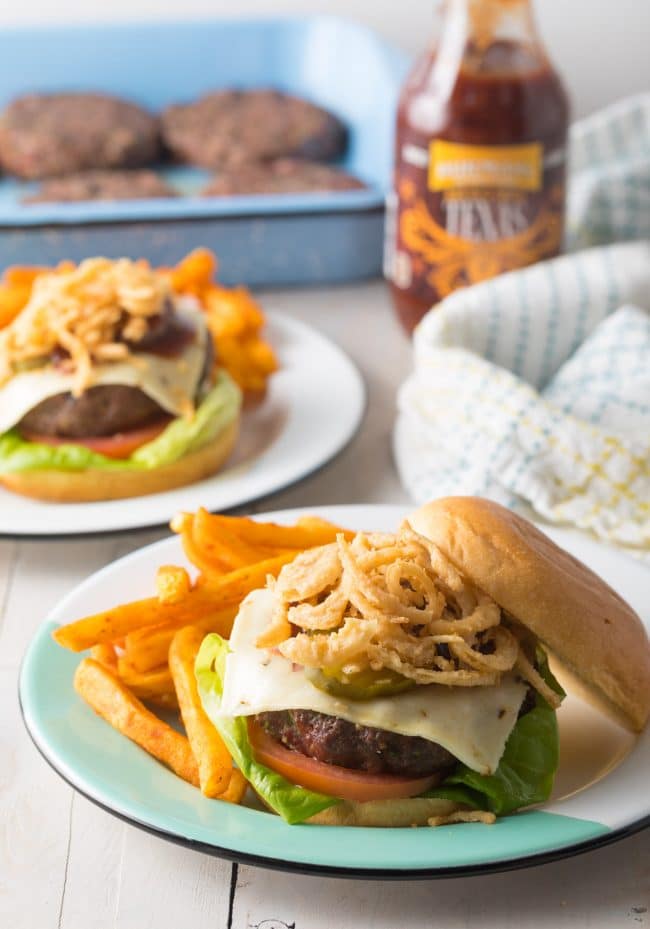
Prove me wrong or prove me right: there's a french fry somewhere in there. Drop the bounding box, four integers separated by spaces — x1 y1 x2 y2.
0 286 31 328
172 510 284 578
296 515 355 536
166 250 278 394
167 248 216 302
218 768 248 804
54 554 293 653
117 659 176 700
145 691 179 711
74 658 199 786
90 643 118 671
182 511 354 551
169 626 233 798
124 623 183 673
193 507 270 570
200 552 295 601
0 262 76 329
156 565 191 605
172 512 231 578
53 590 236 653
124 606 237 672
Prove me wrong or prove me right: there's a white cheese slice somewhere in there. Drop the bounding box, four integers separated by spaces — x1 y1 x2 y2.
220 588 528 775
0 299 207 433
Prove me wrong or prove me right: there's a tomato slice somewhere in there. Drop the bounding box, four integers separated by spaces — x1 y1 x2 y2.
247 719 438 803
20 417 171 460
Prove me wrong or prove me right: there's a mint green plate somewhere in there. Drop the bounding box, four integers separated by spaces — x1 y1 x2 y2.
19 506 650 877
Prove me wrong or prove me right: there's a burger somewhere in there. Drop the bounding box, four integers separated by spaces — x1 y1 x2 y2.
0 257 242 502
196 497 650 827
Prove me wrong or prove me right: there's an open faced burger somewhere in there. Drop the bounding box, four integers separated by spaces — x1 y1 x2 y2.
0 257 242 501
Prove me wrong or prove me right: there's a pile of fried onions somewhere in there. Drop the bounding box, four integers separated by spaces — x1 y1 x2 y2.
258 529 562 708
0 257 170 394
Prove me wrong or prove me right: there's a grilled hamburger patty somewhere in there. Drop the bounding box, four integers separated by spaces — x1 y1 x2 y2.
0 93 161 180
161 89 347 170
17 300 215 439
255 709 457 778
18 385 167 438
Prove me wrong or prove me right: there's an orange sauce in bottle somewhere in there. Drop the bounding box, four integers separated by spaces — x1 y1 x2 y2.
385 0 570 332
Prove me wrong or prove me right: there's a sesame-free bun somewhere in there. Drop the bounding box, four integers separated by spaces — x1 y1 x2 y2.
406 497 650 733
1 418 238 503
308 797 461 828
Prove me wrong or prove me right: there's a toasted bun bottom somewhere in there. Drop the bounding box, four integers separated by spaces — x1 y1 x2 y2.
308 797 462 827
1 417 239 502
407 496 650 733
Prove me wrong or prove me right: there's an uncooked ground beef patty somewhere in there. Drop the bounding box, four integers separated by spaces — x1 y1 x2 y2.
161 89 347 170
18 386 167 438
255 709 457 778
202 159 365 196
23 169 177 204
0 93 161 180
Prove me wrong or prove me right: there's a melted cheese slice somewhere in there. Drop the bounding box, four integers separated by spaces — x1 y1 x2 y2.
220 589 527 775
0 299 208 433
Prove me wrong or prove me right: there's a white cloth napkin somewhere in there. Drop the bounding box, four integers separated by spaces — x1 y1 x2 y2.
394 95 650 561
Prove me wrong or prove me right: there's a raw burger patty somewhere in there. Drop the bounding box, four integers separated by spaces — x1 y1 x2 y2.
202 159 365 196
161 89 347 170
0 93 161 179
23 170 177 203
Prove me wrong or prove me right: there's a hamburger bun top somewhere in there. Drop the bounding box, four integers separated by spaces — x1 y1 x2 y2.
407 497 650 733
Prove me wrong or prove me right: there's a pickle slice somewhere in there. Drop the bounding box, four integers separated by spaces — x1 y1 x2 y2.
305 666 415 701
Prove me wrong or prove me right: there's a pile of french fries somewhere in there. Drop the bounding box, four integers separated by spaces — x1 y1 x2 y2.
53 509 352 803
168 249 278 395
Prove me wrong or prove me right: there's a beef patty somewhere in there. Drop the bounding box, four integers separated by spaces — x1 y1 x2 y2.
23 169 177 204
161 89 347 170
0 93 161 180
17 299 214 439
18 385 167 438
255 709 457 778
202 159 365 197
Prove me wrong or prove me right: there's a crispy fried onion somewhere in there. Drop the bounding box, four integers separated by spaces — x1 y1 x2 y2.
514 646 563 710
0 258 171 394
257 529 557 702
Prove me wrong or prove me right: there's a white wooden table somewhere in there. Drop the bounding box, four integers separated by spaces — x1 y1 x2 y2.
1 283 648 929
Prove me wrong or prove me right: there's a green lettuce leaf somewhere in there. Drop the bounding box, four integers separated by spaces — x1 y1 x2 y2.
195 634 340 825
0 371 241 474
426 650 565 815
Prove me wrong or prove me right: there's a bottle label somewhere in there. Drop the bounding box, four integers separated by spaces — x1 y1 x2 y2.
387 136 566 305
429 141 543 191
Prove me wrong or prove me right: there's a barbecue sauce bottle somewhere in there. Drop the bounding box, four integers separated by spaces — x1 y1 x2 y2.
386 0 569 332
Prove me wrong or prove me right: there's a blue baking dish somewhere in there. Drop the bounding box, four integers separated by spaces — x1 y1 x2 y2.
0 16 408 285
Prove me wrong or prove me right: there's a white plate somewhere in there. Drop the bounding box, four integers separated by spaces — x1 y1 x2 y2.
20 505 650 876
0 314 365 536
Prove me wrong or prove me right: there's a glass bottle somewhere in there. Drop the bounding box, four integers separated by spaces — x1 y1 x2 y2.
385 0 570 333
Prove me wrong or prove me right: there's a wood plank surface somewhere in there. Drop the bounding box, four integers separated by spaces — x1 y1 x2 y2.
233 833 650 929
